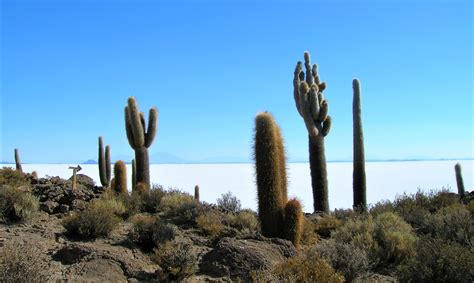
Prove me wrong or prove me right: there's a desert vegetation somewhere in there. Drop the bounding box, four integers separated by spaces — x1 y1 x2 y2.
1 51 472 282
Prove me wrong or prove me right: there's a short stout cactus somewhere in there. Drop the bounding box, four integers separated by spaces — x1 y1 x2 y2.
125 97 158 189
293 51 331 213
352 79 367 211
14 148 22 173
98 137 112 187
254 112 303 246
454 163 465 196
112 160 127 196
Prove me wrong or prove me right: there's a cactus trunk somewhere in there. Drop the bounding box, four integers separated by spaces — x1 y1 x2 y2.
352 79 367 211
134 147 150 188
14 148 22 173
454 163 465 196
98 137 111 187
309 135 329 213
131 159 136 190
194 185 200 201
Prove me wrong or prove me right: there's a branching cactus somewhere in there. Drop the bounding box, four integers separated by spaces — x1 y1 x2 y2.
112 160 128 196
14 148 22 173
454 163 465 196
254 112 287 238
98 137 111 187
125 97 158 189
293 51 331 213
352 79 367 211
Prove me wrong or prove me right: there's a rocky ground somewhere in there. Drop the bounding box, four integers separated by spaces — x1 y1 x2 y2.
0 174 298 282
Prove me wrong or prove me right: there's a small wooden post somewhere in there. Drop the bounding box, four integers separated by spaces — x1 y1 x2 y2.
68 165 82 190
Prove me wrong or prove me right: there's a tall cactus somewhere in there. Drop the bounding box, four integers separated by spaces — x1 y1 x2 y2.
454 163 465 196
125 97 158 188
352 79 367 211
131 159 137 190
293 51 331 213
112 160 128 196
98 137 112 187
254 112 287 238
194 185 200 202
14 148 22 173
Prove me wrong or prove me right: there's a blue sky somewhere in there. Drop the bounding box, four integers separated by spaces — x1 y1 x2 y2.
1 0 472 163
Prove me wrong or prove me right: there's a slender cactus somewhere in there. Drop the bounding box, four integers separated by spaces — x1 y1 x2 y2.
125 97 158 189
293 51 331 213
454 163 465 196
131 159 137 190
194 185 200 201
14 148 22 173
352 79 367 211
98 137 112 187
254 112 287 238
112 160 128 196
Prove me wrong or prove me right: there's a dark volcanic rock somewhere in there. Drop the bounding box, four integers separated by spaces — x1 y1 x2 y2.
40 201 59 214
70 174 95 188
199 236 297 280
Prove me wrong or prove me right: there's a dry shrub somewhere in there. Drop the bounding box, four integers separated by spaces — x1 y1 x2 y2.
0 240 49 282
151 237 197 280
0 167 30 188
316 239 372 281
300 218 318 246
253 250 344 282
313 215 343 238
0 185 38 223
396 236 474 282
423 204 473 245
128 214 176 252
216 191 242 212
224 209 259 233
160 190 202 224
62 197 124 238
196 211 224 237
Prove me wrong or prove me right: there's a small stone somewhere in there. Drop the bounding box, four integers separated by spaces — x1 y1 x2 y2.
59 204 70 213
40 201 59 214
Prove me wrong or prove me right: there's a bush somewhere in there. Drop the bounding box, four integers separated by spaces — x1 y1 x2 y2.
316 239 372 281
224 210 259 233
300 218 318 246
62 198 124 238
128 214 177 252
396 236 474 282
313 215 343 238
151 237 197 280
423 204 473 245
0 240 49 282
142 184 165 213
160 190 202 224
196 211 224 237
0 167 30 188
253 249 344 282
216 191 242 213
373 212 416 265
0 185 38 223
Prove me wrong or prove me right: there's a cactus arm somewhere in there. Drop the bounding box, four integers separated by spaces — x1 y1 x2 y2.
105 145 111 185
303 52 314 85
322 115 332 137
127 97 145 148
318 100 328 122
293 62 303 117
125 107 136 149
145 107 158 148
98 137 108 186
309 85 320 121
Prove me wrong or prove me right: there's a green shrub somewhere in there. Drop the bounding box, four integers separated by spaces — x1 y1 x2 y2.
313 215 343 238
224 210 259 233
142 184 165 213
423 204 473 245
62 198 123 238
315 239 372 281
252 249 344 282
216 191 242 213
128 214 177 252
396 236 474 282
374 212 416 265
160 190 202 224
151 237 197 280
0 240 49 282
467 200 474 217
0 185 38 223
0 167 30 188
196 211 224 237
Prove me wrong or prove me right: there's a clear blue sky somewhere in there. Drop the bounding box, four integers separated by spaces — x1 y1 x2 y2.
1 0 472 163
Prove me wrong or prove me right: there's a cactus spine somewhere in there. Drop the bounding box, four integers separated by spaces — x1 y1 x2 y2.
254 112 287 238
125 97 158 189
112 160 127 196
98 137 112 187
454 163 465 196
352 79 367 211
284 198 303 248
194 185 200 201
293 51 331 213
14 148 22 172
